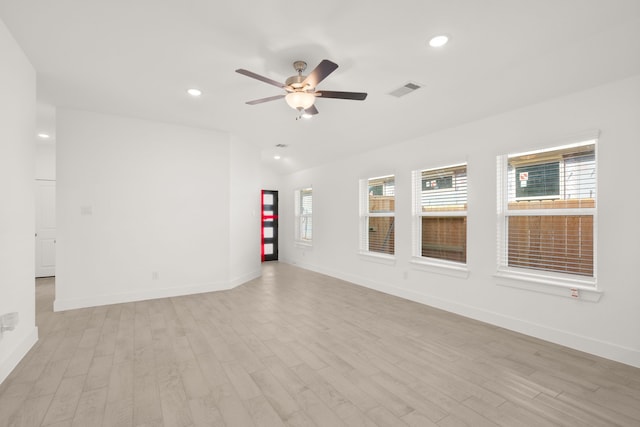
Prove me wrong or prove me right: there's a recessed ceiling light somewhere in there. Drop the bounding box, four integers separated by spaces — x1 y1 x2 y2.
274 155 281 160
37 133 50 139
187 88 202 97
429 35 449 48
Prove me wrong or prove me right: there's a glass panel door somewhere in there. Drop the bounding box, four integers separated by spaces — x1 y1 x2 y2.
261 190 278 261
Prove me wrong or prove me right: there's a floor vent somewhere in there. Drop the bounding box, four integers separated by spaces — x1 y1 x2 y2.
389 82 422 98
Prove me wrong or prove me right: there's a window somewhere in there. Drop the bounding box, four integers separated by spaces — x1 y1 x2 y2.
497 139 596 283
294 187 312 245
360 175 395 256
412 163 467 264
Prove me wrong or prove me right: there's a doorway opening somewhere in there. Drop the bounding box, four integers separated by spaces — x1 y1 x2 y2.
261 190 278 261
35 179 56 278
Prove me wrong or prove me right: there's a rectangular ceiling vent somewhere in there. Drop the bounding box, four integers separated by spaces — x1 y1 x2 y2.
389 82 422 98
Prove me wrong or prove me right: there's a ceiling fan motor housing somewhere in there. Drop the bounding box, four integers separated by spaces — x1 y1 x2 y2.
286 61 311 90
285 74 309 90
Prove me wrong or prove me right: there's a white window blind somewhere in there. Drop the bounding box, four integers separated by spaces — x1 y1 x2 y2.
360 175 395 256
412 163 467 264
294 187 312 244
498 139 596 280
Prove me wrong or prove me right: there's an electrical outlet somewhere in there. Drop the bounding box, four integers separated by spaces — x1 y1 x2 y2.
152 271 159 280
570 288 579 298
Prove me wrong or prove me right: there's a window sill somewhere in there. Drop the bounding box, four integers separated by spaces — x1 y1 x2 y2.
494 269 602 302
358 251 396 266
410 257 470 279
294 241 313 248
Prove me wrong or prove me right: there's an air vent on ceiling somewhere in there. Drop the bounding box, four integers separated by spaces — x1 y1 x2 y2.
389 82 422 98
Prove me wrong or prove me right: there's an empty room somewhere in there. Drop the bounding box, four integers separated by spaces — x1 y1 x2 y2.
1 1 640 426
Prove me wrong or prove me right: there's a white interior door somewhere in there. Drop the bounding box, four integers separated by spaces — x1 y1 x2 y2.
36 180 56 277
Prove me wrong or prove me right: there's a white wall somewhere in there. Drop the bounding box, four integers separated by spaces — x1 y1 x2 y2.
56 109 235 310
280 75 640 368
35 142 56 180
0 19 38 384
229 135 262 285
260 164 283 193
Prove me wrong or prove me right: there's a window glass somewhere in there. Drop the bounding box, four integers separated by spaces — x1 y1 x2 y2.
294 187 313 244
413 164 467 264
361 175 395 256
500 140 596 279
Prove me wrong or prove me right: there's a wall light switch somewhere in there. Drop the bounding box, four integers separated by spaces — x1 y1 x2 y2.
0 312 19 332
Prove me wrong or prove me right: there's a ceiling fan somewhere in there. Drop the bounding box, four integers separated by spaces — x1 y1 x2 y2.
235 59 367 117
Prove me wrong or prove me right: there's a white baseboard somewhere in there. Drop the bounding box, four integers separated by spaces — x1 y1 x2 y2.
282 259 640 369
0 326 38 385
53 271 264 312
54 281 234 311
229 269 261 288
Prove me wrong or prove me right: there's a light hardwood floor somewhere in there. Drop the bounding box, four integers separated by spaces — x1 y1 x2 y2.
1 262 639 426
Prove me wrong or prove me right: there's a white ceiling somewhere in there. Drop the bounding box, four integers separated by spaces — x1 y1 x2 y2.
2 0 640 173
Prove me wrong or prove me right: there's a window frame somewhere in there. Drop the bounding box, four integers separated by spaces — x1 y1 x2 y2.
294 186 313 246
411 163 469 277
359 174 396 261
496 137 599 292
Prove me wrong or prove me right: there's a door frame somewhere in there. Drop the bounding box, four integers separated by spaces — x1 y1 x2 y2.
261 190 278 261
35 179 56 277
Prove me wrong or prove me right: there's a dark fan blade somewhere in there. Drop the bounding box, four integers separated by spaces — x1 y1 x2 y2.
246 94 285 105
304 105 319 115
316 90 368 101
236 69 286 89
302 59 338 89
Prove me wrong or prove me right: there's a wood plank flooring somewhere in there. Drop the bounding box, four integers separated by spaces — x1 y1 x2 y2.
1 262 639 426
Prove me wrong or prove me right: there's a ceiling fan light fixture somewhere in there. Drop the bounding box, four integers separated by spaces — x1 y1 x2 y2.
237 59 367 115
285 91 315 110
429 35 449 48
